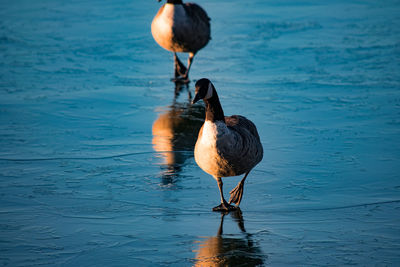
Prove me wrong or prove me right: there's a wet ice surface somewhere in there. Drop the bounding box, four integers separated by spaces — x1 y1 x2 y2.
1 0 400 265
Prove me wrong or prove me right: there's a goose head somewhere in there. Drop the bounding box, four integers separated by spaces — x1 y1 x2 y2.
192 78 215 104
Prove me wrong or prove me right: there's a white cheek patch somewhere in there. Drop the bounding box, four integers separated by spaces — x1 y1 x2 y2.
204 82 213 100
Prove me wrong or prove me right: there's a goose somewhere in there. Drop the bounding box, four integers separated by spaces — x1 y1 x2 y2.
151 0 211 83
192 78 263 211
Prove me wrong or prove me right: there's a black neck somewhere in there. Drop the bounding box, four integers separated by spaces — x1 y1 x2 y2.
204 91 225 122
167 0 183 4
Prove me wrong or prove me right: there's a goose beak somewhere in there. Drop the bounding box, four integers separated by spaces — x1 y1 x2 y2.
192 93 201 104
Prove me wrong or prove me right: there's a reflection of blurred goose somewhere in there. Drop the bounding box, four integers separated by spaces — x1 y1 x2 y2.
192 79 264 211
152 84 205 180
151 0 211 82
194 209 264 266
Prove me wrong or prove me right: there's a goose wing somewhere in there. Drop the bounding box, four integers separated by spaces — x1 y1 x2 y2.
223 115 263 174
184 3 211 28
225 115 261 141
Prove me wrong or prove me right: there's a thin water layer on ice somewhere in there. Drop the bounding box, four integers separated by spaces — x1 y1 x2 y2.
0 0 400 266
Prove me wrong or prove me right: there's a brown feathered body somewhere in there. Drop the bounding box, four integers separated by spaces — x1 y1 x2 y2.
151 3 210 53
194 115 263 179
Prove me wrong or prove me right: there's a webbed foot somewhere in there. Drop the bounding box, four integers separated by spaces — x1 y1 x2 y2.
229 180 245 206
213 201 237 212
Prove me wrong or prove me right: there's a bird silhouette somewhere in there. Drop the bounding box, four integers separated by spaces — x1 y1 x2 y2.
192 79 263 211
151 0 211 83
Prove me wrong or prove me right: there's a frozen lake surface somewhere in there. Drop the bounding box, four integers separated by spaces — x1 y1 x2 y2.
1 0 400 265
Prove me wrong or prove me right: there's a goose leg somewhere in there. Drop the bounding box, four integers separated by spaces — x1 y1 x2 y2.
229 171 251 206
213 177 237 212
180 52 195 83
173 53 187 80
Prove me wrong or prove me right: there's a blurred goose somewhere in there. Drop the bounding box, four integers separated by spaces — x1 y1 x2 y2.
192 79 263 211
151 0 211 82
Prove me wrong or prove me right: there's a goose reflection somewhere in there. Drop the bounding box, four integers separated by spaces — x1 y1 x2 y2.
194 209 265 266
152 82 205 183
